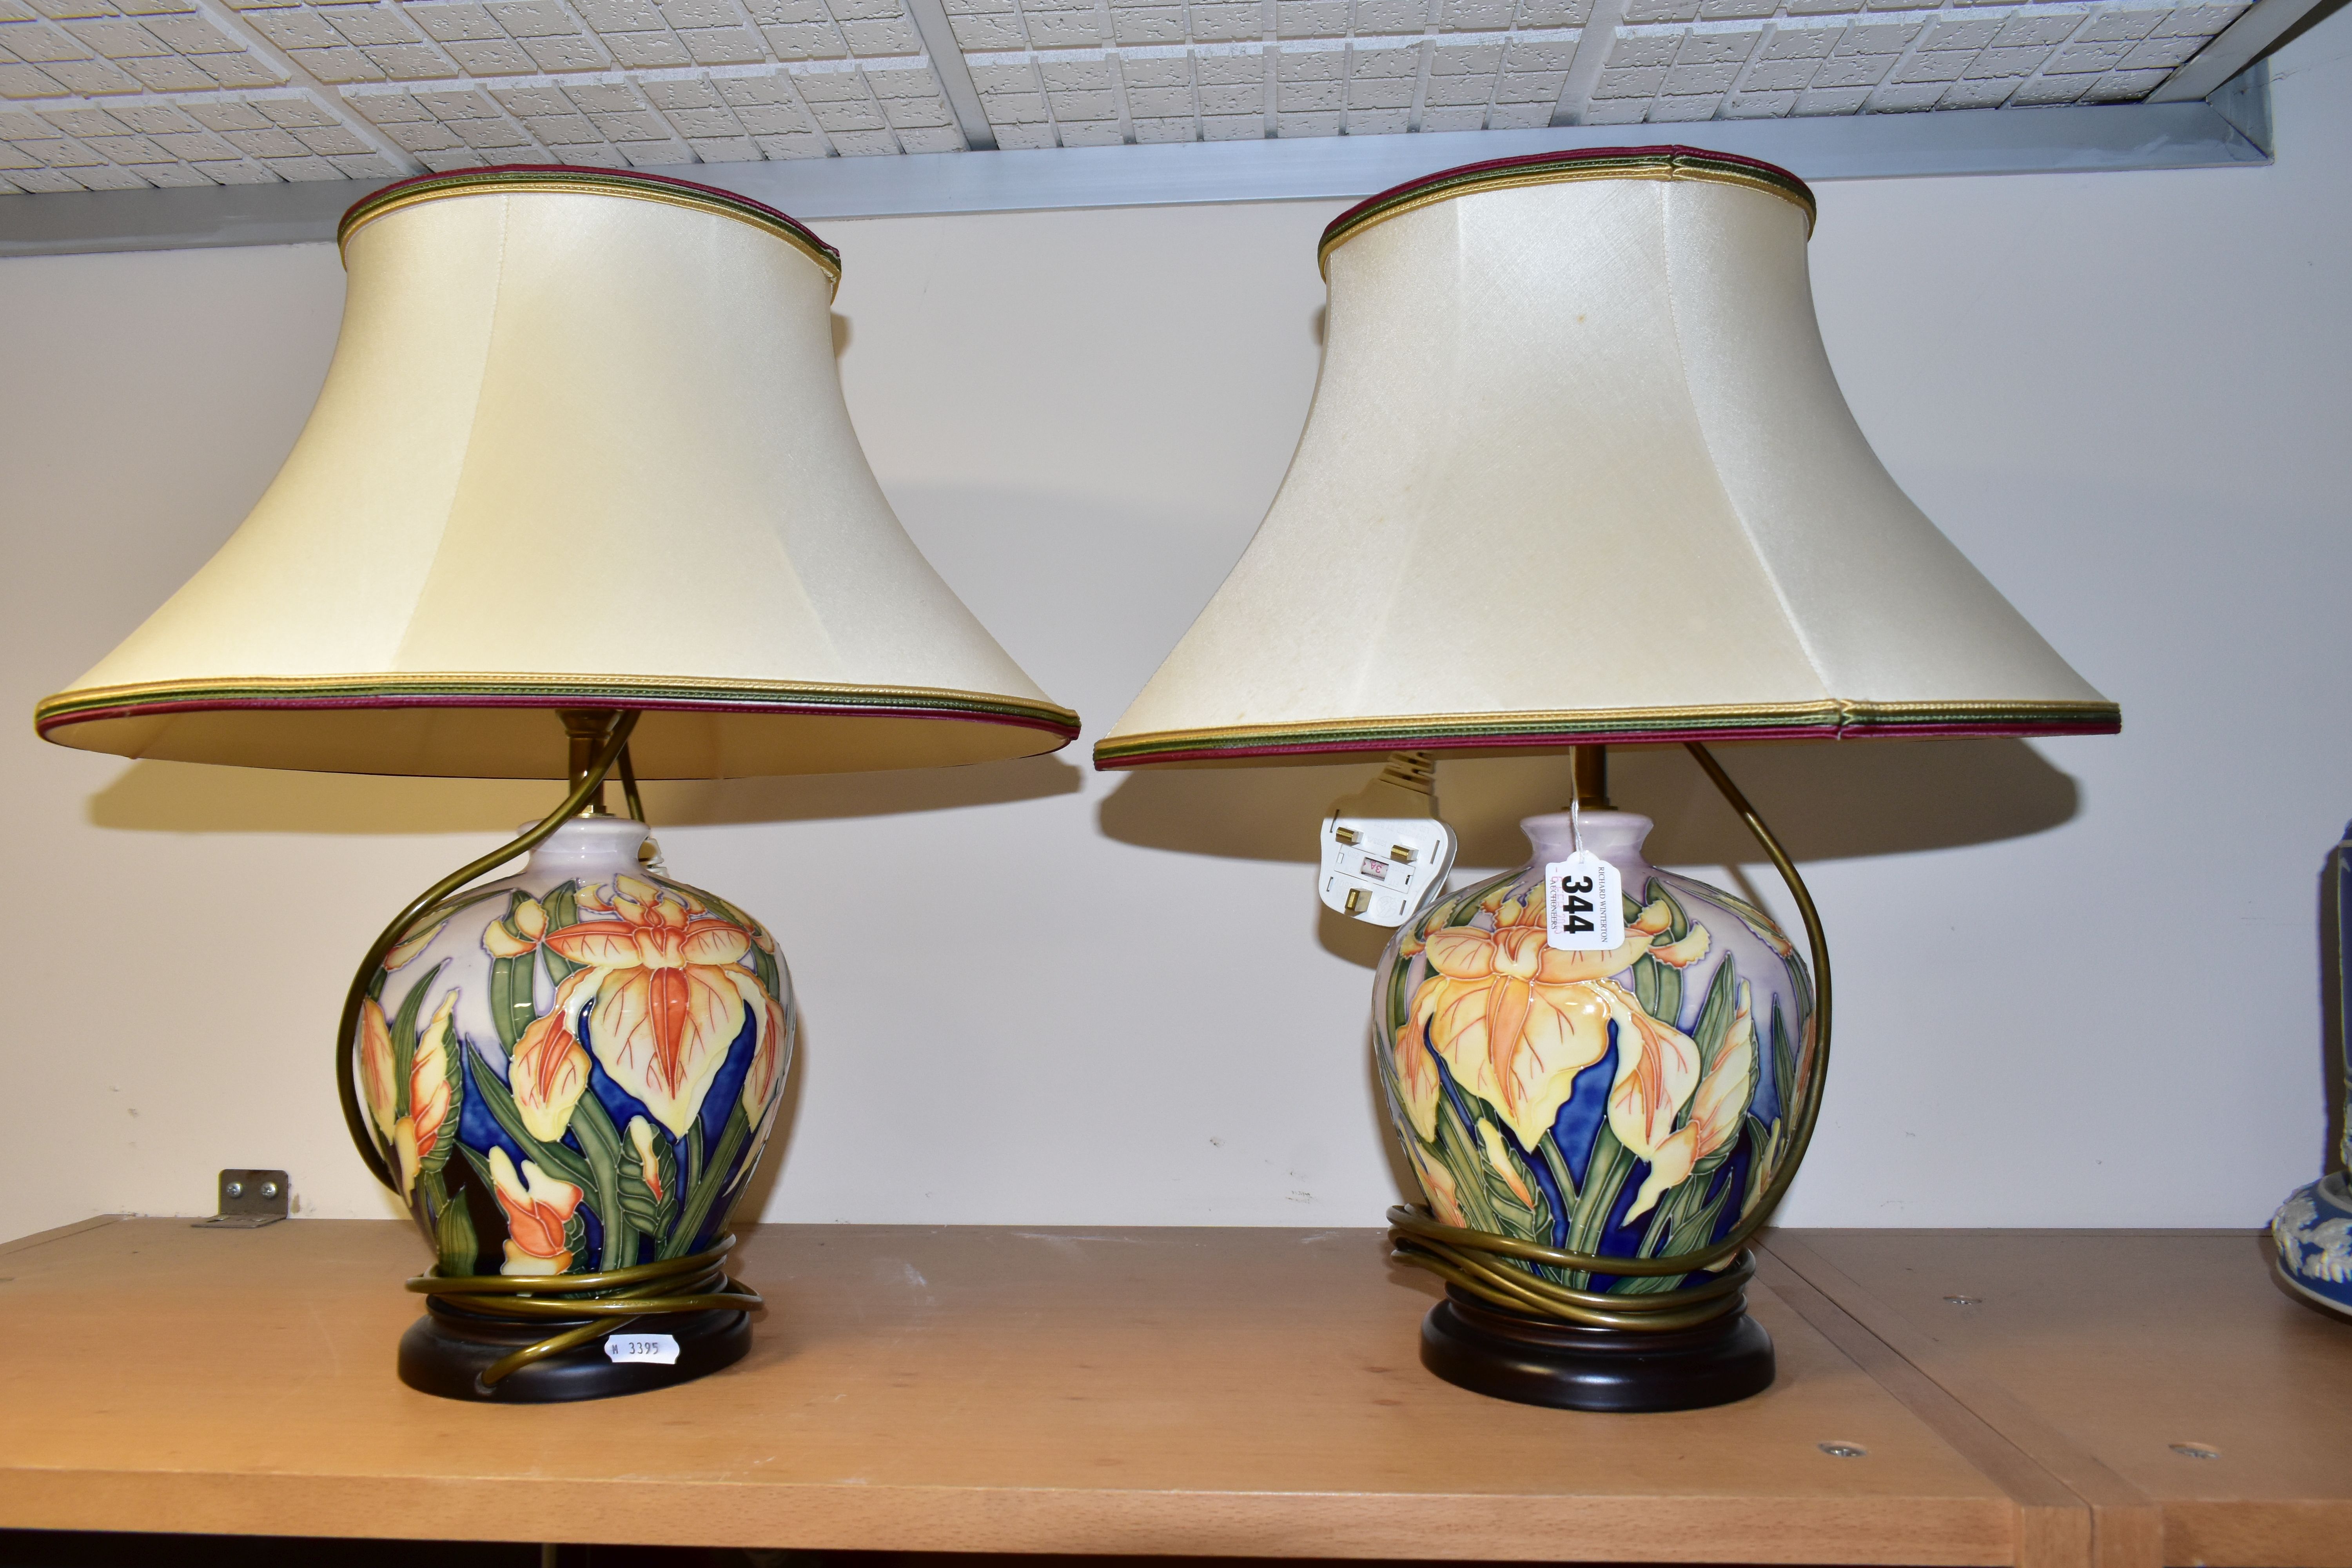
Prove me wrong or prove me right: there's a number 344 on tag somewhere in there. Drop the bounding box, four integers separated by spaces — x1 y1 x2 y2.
1544 850 1622 951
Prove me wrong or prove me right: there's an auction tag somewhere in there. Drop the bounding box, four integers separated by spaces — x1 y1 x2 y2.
603 1332 680 1365
1544 850 1622 951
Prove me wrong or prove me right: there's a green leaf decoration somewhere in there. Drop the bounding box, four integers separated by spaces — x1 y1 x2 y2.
461 1047 594 1192
664 1102 757 1259
387 962 445 1120
568 1090 633 1270
1633 1172 1681 1260
1471 1118 1551 1245
1690 951 1739 1076
539 881 583 985
1432 1091 1501 1237
561 1210 589 1270
1632 953 1664 1022
1563 1125 1634 1290
434 1186 477 1274
1383 940 1420 1041
1536 1131 1580 1209
488 954 534 1053
1745 1111 1780 1194
1660 1173 1735 1262
620 1128 681 1245
1646 877 1691 941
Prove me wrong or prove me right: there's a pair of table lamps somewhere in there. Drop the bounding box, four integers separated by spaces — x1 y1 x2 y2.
34 154 2115 1409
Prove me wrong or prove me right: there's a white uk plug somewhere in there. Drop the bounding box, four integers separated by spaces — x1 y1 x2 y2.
1318 752 1458 928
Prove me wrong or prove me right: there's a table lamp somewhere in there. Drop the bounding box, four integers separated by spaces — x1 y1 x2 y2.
34 167 1079 1403
1095 147 2118 1412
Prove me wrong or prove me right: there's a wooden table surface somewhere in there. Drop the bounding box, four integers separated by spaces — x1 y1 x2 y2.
0 1218 2338 1568
1771 1229 2352 1568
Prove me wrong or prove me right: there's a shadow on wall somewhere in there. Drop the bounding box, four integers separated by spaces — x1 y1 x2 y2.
83 753 1084 834
1096 737 2081 871
731 1013 809 1227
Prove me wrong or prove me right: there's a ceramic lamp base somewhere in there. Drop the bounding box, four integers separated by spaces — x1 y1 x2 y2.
2272 1172 2352 1323
1419 1287 1774 1412
397 1300 750 1403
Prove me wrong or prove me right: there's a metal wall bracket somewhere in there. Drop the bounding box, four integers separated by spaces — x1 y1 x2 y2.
194 1169 290 1229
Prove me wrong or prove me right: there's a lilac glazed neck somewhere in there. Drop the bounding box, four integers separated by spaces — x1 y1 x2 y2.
515 815 651 880
1518 809 1656 870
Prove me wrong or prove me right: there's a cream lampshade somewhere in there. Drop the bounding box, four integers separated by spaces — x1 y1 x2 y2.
38 166 1077 780
1097 148 2113 769
34 167 1078 1406
1096 147 2116 1414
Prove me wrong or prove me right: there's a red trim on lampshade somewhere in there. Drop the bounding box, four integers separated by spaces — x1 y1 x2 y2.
1091 713 2123 768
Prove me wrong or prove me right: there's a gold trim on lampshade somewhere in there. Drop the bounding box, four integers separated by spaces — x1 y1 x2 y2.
1094 148 2116 770
36 167 1078 779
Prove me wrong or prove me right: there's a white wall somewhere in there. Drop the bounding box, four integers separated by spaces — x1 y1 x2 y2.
5 11 2348 1238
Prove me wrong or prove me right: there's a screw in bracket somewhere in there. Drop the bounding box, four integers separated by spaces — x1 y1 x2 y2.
1818 1443 1869 1458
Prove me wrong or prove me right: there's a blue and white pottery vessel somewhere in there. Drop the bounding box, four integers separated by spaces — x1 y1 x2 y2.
2272 819 2352 1320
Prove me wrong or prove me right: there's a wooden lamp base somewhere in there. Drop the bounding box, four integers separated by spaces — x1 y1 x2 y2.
1419 1286 1775 1412
396 1300 751 1403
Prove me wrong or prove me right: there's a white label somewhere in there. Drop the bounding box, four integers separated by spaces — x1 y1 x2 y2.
603 1332 680 1365
1544 850 1623 951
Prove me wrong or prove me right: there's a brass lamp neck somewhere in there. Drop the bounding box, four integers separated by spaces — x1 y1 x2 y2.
1569 744 1613 811
560 710 620 817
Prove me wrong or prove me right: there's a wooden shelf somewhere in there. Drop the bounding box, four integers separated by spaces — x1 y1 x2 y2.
0 1219 2339 1566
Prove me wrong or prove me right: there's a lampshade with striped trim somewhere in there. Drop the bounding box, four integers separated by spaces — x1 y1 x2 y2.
1094 147 2114 771
37 167 1079 779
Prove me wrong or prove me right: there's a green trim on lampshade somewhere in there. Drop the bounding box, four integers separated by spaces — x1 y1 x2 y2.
1092 697 2122 768
36 672 1081 740
1318 146 1818 277
338 165 844 293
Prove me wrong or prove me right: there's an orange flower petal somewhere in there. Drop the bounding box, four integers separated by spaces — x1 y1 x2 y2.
678 920 752 967
1423 927 1497 980
543 925 644 967
589 965 746 1137
483 920 536 959
1485 976 1534 1107
384 919 446 970
1603 986 1702 1160
1391 1024 1442 1143
511 1011 591 1143
357 998 398 1146
1626 1125 1698 1221
1651 924 1712 970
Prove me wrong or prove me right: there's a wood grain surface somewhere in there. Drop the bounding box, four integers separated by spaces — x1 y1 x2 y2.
0 1221 2018 1561
1774 1229 2352 1568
